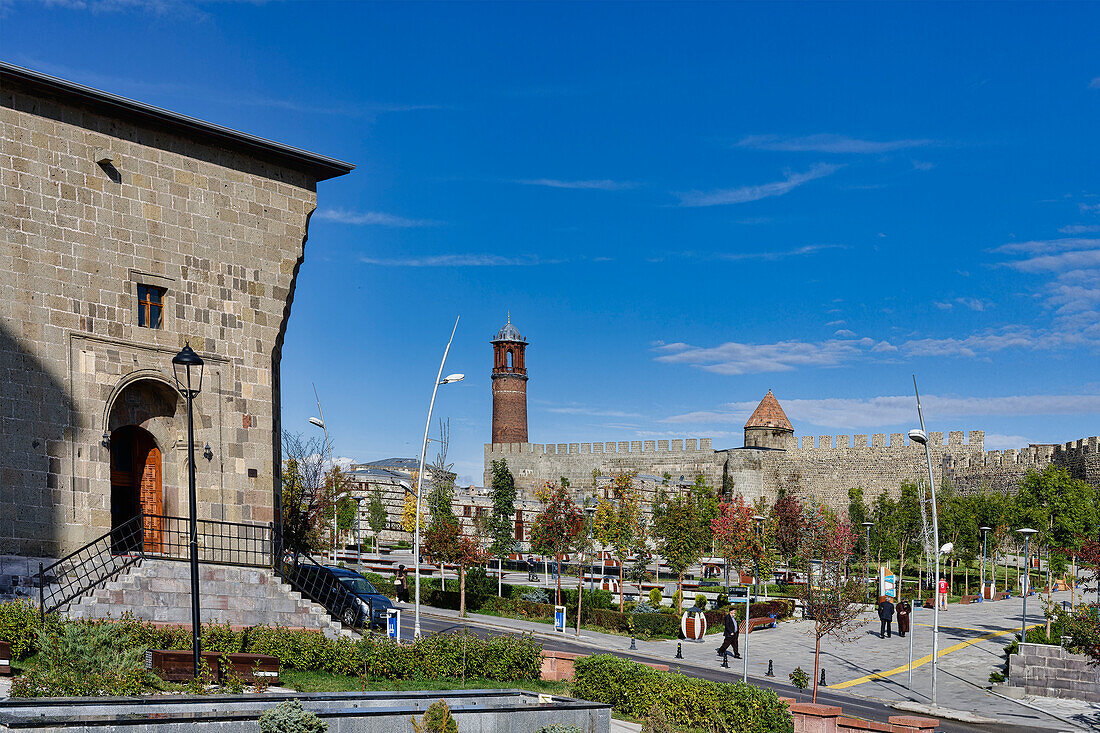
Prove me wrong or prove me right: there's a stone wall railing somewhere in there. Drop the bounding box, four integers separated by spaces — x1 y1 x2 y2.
1008 642 1100 702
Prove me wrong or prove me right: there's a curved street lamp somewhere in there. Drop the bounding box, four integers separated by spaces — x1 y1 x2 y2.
861 521 873 600
171 343 204 679
413 316 463 639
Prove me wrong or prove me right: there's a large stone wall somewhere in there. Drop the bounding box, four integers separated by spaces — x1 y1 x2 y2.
484 438 719 492
1 71 345 557
1009 642 1100 702
487 430 1100 509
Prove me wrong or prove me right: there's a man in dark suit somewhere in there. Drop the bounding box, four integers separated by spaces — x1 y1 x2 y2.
716 608 741 659
877 596 895 638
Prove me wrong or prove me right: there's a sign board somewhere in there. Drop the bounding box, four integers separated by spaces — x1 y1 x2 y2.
878 567 897 598
387 608 400 641
554 605 567 633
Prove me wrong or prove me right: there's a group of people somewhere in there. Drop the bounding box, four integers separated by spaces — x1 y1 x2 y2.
876 596 912 638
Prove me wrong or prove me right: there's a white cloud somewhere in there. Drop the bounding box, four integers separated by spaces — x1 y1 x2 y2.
543 405 644 418
825 320 846 327
360 254 554 267
1090 77 1100 90
955 297 991 312
664 393 1100 430
983 434 1033 450
911 160 935 171
1007 249 1100 273
1079 203 1100 214
674 164 840 207
315 208 440 228
901 327 1048 357
734 134 933 154
653 337 876 375
995 238 1100 256
834 329 857 338
934 301 953 310
1058 225 1100 234
513 179 636 191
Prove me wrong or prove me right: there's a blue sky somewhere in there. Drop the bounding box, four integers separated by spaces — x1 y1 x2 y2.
7 1 1100 484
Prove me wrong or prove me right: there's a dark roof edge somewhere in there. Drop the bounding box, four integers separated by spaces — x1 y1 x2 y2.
1 61 354 181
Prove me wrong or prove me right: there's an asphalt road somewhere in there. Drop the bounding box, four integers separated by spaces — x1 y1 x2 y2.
411 613 1044 733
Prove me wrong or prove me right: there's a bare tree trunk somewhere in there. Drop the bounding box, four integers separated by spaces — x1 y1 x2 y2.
555 554 562 606
812 634 822 703
899 546 906 600
677 570 683 614
459 565 466 618
619 561 625 612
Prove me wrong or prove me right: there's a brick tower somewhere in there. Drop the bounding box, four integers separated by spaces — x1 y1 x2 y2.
491 316 528 444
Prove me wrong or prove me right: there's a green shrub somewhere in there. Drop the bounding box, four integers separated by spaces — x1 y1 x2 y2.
0 600 54 660
520 589 550 604
535 726 585 733
648 588 663 606
464 567 497 597
573 654 792 733
10 620 153 697
259 699 328 733
694 594 707 609
412 700 457 733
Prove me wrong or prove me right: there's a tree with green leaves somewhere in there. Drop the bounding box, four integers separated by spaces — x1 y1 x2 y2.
771 488 804 569
529 481 586 605
367 485 387 553
652 488 709 613
487 459 518 592
593 472 642 611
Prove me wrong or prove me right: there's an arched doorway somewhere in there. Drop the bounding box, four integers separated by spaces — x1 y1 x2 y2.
110 425 163 553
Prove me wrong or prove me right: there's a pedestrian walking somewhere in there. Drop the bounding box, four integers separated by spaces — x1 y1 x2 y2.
938 576 949 610
527 556 537 582
896 598 911 637
716 608 741 659
394 565 409 603
877 596 895 638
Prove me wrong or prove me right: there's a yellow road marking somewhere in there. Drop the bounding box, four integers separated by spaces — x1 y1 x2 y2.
829 623 1040 690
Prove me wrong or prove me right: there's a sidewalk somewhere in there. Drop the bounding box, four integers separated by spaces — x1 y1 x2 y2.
413 589 1093 731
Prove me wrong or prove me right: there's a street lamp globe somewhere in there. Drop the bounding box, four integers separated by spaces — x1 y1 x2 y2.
907 428 927 445
440 373 464 384
309 416 325 429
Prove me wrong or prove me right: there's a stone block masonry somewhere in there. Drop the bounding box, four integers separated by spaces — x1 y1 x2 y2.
0 64 351 558
487 430 1099 509
1009 642 1100 703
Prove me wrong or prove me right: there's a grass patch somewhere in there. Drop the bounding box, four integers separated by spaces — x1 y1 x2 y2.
280 669 571 695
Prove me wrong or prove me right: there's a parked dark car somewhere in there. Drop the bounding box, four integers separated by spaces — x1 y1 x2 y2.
290 563 394 629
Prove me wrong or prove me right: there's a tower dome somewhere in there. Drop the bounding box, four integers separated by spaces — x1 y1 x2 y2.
743 390 794 449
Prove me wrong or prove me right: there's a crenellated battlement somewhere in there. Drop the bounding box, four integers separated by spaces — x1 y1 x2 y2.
486 437 714 455
791 430 986 451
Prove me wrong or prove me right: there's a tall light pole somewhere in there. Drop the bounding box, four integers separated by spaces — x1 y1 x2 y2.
414 316 463 640
908 375 941 707
1017 528 1037 644
980 526 991 598
753 515 765 601
172 344 204 680
309 384 334 563
862 521 874 600
584 498 598 596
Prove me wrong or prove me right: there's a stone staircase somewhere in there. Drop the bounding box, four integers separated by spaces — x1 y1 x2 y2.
64 559 350 638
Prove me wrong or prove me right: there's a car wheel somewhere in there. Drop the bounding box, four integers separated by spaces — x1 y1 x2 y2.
342 607 358 627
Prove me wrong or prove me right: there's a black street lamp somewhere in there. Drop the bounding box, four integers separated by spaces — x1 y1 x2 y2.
862 521 874 600
172 343 204 679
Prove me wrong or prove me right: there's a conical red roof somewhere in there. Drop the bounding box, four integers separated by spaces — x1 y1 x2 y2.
744 390 793 431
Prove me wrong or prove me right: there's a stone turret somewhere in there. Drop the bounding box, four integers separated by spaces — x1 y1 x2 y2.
743 390 794 450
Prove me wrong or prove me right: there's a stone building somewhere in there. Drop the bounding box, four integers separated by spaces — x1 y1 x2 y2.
484 325 1100 508
1 62 353 559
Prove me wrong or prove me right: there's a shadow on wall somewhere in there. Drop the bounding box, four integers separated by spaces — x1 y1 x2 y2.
0 320 73 558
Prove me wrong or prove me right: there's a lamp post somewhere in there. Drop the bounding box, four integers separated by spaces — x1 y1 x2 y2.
862 521 874 600
584 498 598 596
1017 528 1038 644
308 385 335 563
171 343 204 680
908 375 941 707
980 526 991 599
413 316 463 640
753 515 765 601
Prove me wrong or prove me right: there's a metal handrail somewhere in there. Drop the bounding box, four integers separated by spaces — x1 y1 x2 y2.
36 513 277 618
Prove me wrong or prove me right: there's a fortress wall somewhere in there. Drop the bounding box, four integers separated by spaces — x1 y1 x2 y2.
1053 437 1100 486
484 438 720 491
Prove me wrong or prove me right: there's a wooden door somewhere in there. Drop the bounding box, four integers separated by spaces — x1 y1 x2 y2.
135 434 163 553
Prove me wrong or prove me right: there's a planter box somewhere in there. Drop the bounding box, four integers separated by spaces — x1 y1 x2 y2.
0 640 10 675
145 649 280 685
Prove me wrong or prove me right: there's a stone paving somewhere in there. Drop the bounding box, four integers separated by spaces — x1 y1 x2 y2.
414 586 1099 731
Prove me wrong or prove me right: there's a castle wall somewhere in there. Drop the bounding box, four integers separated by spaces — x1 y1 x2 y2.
486 430 1100 509
484 438 720 492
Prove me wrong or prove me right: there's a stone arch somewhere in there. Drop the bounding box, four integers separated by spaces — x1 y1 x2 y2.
105 374 185 518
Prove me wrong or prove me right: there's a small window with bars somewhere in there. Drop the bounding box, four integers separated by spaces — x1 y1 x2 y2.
137 284 165 329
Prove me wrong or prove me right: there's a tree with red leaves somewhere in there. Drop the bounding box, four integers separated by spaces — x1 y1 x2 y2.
712 494 767 581
771 488 804 568
423 513 486 617
799 501 864 703
529 481 586 605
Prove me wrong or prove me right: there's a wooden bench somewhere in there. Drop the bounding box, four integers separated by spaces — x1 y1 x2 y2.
958 594 982 604
146 649 280 684
0 640 11 675
993 591 1009 601
740 616 777 635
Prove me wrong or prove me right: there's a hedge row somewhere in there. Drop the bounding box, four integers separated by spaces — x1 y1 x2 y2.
573 654 792 733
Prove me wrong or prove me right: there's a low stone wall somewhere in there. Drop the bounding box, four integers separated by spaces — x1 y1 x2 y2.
780 700 937 733
538 651 669 682
1008 642 1100 702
